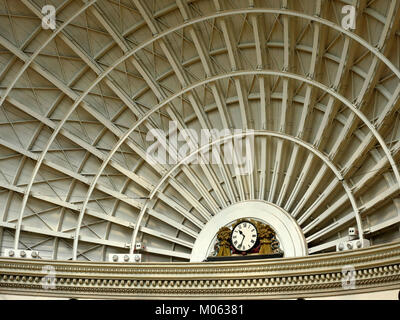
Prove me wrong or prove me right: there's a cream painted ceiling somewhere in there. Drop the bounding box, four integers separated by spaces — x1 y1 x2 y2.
0 0 399 262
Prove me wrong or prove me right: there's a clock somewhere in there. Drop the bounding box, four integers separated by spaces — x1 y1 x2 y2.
231 221 258 253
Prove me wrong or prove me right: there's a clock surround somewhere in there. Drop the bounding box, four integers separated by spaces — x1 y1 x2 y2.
213 218 283 259
190 200 307 262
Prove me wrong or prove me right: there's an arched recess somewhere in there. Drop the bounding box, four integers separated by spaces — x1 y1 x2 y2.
6 7 399 259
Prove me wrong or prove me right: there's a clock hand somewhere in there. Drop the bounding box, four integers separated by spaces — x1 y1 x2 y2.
239 233 245 247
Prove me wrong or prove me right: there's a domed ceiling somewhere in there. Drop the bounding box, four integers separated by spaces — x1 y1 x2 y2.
0 0 399 262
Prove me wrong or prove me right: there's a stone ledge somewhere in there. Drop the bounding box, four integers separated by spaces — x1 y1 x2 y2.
0 241 399 299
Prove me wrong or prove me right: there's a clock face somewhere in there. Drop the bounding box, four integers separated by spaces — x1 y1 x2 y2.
231 221 258 252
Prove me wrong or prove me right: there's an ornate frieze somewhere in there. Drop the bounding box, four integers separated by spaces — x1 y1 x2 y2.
0 241 400 299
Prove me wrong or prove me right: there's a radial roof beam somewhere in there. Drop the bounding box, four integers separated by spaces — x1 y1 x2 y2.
297 178 340 224
277 0 326 207
329 1 400 164
359 184 399 216
313 0 368 149
306 213 354 244
144 246 191 260
131 0 228 210
314 107 400 229
130 1 227 209
303 193 349 234
0 221 130 250
176 0 238 204
284 152 313 212
249 9 272 201
99 177 133 261
305 184 400 245
307 183 400 244
212 0 250 201
141 225 194 249
343 82 400 178
365 216 400 236
308 236 350 254
285 0 366 212
304 3 400 231
291 163 332 218
293 117 400 230
268 0 295 204
174 2 232 128
352 140 400 195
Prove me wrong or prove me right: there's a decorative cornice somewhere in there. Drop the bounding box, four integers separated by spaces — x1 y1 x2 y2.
1 241 400 299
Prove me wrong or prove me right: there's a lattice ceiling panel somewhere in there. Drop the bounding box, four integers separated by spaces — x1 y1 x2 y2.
0 0 399 262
